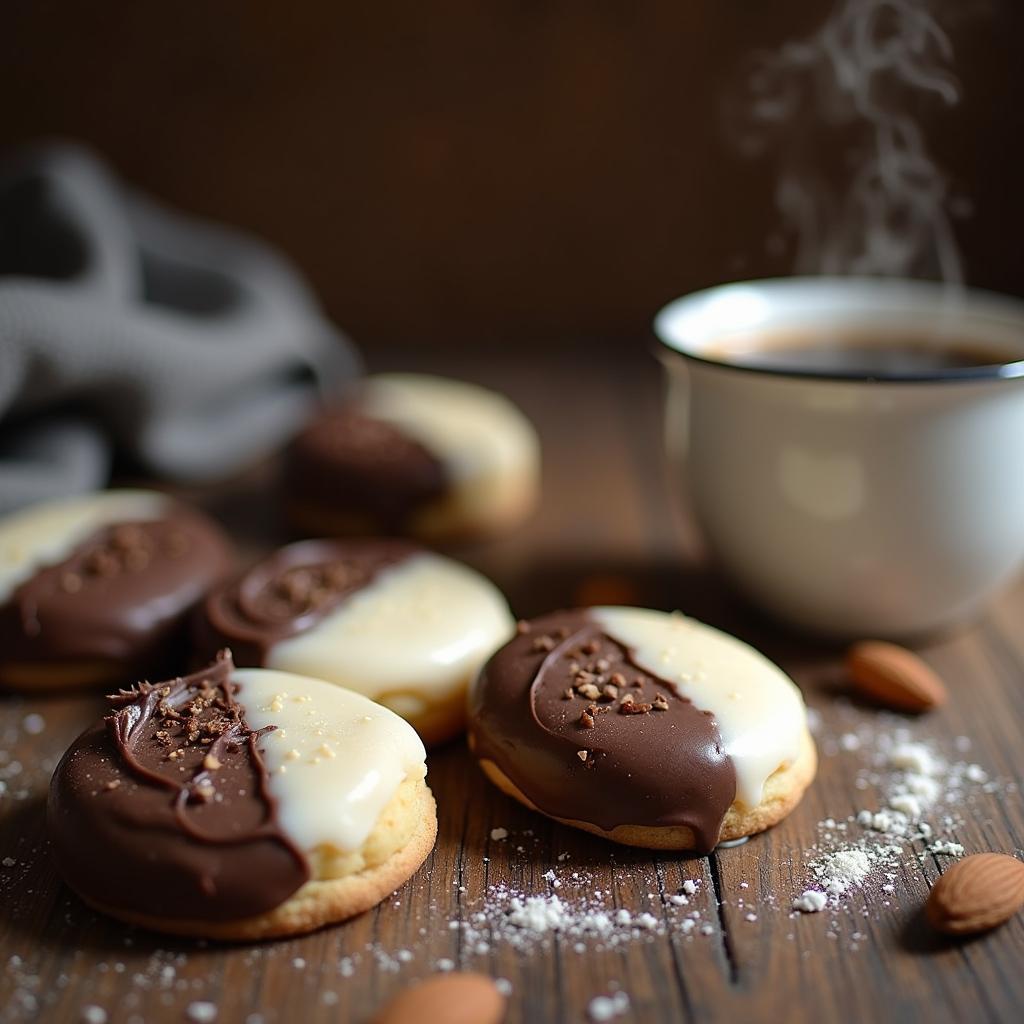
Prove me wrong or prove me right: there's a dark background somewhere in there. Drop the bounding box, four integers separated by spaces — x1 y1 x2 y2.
2 1 1021 350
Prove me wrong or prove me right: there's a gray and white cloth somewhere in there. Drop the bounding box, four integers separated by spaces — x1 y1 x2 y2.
0 142 359 513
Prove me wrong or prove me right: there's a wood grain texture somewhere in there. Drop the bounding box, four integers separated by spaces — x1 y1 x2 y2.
1 347 1022 1023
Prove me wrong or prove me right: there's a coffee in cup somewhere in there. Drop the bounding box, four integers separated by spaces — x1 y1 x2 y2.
703 329 1019 377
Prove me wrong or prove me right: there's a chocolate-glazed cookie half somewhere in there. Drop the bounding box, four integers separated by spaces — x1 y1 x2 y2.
195 538 418 665
468 608 817 852
0 491 232 691
195 538 514 747
286 406 449 532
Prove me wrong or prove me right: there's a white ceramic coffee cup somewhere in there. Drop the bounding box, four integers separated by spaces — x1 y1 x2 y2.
655 277 1024 638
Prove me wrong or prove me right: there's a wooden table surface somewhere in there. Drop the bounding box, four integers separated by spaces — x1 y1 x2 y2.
1 346 1022 1024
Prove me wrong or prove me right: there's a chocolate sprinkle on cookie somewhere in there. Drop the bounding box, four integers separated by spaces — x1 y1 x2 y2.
196 539 418 666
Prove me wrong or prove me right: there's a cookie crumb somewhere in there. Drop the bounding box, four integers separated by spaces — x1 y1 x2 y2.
588 992 630 1021
928 840 965 856
793 890 828 913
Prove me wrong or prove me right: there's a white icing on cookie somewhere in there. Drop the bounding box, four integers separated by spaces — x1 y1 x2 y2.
0 490 168 604
265 552 514 713
362 374 539 488
234 668 427 854
592 607 807 809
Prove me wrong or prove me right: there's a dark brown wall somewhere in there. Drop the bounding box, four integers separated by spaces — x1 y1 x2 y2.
2 1 1021 349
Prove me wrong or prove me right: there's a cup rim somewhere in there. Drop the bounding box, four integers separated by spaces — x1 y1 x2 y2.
653 276 1024 384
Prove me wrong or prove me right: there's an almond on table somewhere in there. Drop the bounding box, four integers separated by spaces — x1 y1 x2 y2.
371 972 506 1024
926 853 1024 936
845 641 948 713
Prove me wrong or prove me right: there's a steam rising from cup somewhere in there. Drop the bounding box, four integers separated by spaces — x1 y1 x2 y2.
726 0 965 283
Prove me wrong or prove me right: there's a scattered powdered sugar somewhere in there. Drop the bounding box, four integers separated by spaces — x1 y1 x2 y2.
0 712 60 811
185 1002 218 1023
446 869 710 955
587 990 630 1021
793 706 1011 917
807 842 902 901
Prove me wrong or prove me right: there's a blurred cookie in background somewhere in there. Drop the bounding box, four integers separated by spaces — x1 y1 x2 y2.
0 490 232 691
285 374 540 543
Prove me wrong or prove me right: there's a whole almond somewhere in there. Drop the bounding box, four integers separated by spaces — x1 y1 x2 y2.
926 853 1024 935
371 972 506 1024
845 641 947 713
